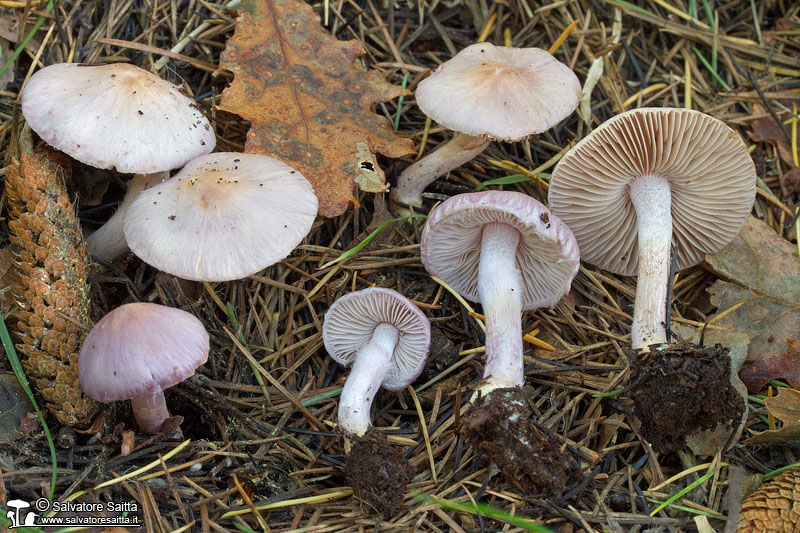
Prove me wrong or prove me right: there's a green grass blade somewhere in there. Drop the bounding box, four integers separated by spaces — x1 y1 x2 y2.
763 462 799 480
319 214 427 270
692 48 730 90
649 469 715 516
394 72 410 130
602 0 656 16
412 492 555 532
475 174 528 190
0 0 55 77
592 389 621 398
0 310 58 500
301 387 342 407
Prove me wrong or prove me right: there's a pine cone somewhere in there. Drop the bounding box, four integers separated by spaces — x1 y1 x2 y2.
6 153 97 426
737 467 800 532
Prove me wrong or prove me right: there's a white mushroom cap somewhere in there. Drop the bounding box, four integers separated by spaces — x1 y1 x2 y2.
548 108 757 276
79 302 209 402
323 287 431 391
415 43 581 141
421 191 580 309
21 63 216 173
123 152 318 282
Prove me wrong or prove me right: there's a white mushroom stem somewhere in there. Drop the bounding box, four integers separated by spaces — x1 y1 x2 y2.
130 389 171 434
628 174 673 351
391 134 491 211
477 222 523 394
87 172 168 261
338 323 399 437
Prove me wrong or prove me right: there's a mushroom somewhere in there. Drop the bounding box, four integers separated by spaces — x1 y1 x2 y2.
420 191 579 394
20 62 216 260
78 302 209 434
323 287 431 436
390 43 580 212
123 152 318 282
548 108 756 351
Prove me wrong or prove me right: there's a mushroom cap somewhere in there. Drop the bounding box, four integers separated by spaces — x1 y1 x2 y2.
79 302 209 402
323 288 431 392
123 152 318 282
415 43 581 141
548 107 757 276
421 191 580 309
21 62 216 173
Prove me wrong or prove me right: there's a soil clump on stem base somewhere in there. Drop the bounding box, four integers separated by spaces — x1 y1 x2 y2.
461 386 580 497
630 343 745 454
343 430 413 516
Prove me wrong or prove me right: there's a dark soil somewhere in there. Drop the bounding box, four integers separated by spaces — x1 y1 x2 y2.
461 386 580 498
630 343 746 454
343 430 414 516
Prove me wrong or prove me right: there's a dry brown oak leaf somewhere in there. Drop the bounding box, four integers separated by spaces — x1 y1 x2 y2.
6 154 97 427
219 0 415 216
739 338 800 394
736 467 800 532
743 387 800 445
706 216 800 361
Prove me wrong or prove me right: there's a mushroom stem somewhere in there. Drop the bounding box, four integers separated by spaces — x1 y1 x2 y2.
87 172 169 261
477 222 523 394
130 389 171 434
338 323 399 436
628 174 673 351
390 134 491 212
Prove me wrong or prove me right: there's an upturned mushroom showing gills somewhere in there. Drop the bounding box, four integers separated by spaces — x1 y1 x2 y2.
78 302 209 434
20 62 216 261
420 191 580 394
548 108 756 452
323 287 431 437
389 43 580 212
548 108 756 352
123 152 318 282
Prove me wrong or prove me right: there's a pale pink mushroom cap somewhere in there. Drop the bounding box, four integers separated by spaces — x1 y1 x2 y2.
421 191 580 309
21 63 216 173
79 302 209 402
415 43 581 141
123 153 318 282
548 108 757 276
324 287 431 391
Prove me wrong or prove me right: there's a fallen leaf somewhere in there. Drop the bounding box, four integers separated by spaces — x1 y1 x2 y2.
740 339 800 393
743 387 800 445
781 167 800 195
219 0 415 216
0 374 35 443
747 115 793 166
706 216 800 359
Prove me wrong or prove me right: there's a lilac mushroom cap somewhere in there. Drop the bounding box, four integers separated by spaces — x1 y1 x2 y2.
415 43 582 141
323 287 431 436
21 62 217 261
123 152 318 282
21 62 215 173
390 43 581 210
548 108 756 350
79 302 209 434
421 191 579 392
